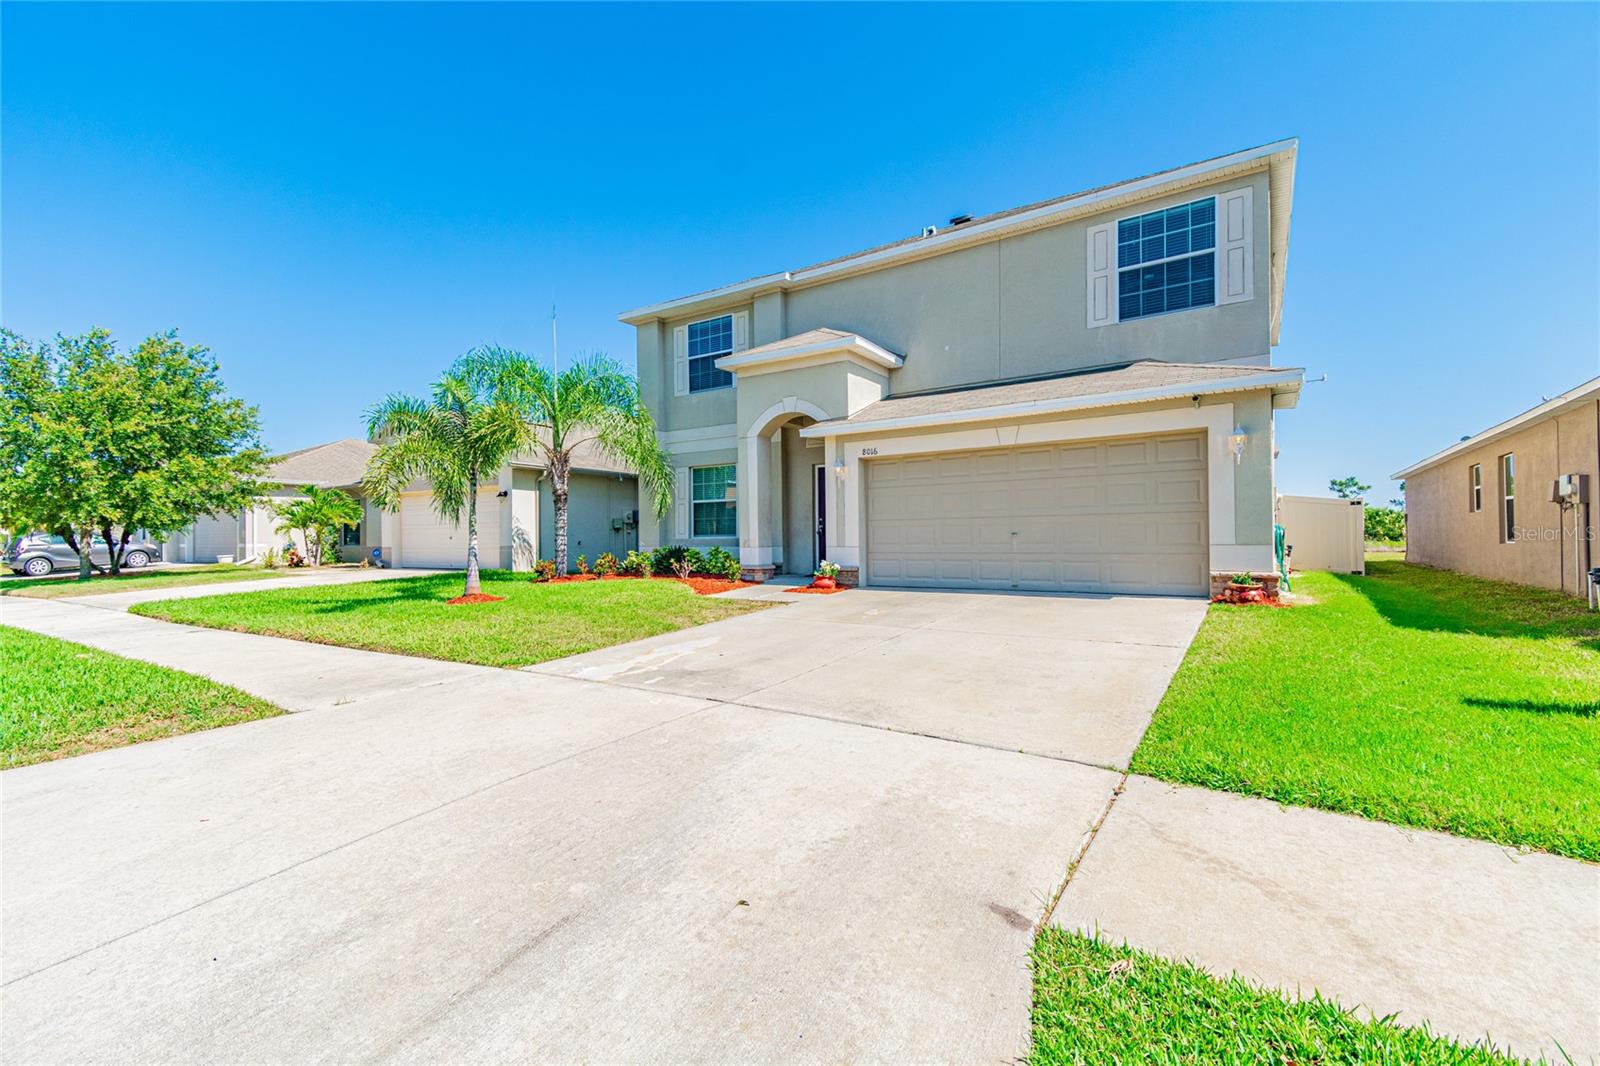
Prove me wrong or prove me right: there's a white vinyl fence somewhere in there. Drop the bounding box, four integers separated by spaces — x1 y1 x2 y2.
1278 495 1366 575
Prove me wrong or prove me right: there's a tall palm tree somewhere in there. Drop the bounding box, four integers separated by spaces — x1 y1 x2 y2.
364 364 531 597
457 347 671 576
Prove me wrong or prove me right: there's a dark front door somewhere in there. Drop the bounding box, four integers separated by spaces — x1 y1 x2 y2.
814 464 827 566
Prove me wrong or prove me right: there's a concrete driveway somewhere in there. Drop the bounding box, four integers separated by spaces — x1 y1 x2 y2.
531 587 1208 768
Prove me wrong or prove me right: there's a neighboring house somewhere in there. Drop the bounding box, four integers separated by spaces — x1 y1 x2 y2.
168 437 640 570
1394 376 1598 597
620 139 1304 595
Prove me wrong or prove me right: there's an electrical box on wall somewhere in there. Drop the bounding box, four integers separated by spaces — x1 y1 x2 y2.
1551 473 1590 503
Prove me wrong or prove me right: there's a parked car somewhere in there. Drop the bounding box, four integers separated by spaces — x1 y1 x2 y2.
3 533 163 577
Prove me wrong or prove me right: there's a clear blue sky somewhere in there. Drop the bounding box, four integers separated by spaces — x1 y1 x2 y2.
4 2 1597 498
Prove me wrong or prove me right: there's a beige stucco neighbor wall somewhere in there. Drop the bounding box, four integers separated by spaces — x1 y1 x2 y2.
1406 400 1599 595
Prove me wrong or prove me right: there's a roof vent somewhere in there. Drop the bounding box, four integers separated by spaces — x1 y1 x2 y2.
921 224 938 238
948 213 973 226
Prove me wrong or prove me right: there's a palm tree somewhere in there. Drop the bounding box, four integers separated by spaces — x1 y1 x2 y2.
364 365 531 597
272 484 363 566
456 347 671 577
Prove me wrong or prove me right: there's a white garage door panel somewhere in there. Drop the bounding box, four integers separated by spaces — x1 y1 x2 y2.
865 433 1208 596
398 491 502 569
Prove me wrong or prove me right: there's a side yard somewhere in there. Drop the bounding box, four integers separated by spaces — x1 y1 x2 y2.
1 563 284 600
130 571 769 668
1 626 282 767
1132 558 1599 862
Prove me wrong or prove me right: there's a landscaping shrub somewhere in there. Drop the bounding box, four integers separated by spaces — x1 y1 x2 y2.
575 554 590 576
650 544 688 574
593 552 618 577
532 558 556 582
703 546 740 581
683 548 707 575
619 550 652 576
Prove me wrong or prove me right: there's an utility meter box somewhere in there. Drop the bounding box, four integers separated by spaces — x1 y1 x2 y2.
1552 473 1590 503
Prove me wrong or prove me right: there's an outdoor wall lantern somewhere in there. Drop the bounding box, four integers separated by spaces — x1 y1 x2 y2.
834 458 847 482
1227 425 1249 465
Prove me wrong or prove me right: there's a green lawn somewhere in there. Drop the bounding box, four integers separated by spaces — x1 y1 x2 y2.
130 572 769 668
1030 930 1526 1064
1 626 282 767
1132 559 1599 862
1 563 283 599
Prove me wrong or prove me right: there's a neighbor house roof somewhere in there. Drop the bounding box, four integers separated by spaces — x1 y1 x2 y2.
620 138 1298 344
1391 375 1600 480
799 360 1304 438
267 438 377 488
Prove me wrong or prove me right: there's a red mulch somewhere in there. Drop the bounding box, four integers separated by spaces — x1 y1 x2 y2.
787 584 848 595
1210 595 1294 608
547 574 600 583
446 593 506 605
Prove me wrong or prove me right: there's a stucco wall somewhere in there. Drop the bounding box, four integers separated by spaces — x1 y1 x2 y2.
538 471 639 563
1406 400 1598 595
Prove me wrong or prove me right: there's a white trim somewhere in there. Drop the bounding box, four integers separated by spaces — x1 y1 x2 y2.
619 139 1298 324
672 325 688 397
715 333 903 376
1391 376 1600 479
798 370 1303 439
748 397 836 437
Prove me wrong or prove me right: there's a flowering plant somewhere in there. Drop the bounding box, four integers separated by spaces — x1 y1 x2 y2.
814 560 841 580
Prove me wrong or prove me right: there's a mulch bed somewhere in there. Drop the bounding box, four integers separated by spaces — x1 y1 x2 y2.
786 584 848 595
535 573 756 596
446 593 507 605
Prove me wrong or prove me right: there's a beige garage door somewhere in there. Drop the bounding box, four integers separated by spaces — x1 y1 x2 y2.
398 490 502 569
865 433 1208 595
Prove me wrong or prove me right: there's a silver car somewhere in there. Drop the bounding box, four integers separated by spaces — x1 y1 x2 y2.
3 533 163 577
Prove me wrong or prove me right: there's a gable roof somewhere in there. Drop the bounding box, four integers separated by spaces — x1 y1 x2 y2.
1391 376 1600 480
620 138 1298 344
267 438 377 488
799 360 1304 438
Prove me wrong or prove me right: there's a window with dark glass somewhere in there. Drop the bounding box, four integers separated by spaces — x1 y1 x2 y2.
1117 198 1216 321
1499 454 1516 542
691 465 737 537
688 315 735 393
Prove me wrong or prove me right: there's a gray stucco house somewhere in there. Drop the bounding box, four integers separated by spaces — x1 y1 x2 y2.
168 437 640 570
621 139 1304 595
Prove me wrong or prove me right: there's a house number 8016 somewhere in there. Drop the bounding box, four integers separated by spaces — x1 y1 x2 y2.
860 447 878 456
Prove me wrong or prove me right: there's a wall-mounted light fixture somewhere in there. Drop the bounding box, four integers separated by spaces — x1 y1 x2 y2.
495 489 509 498
1227 425 1248 465
833 458 847 482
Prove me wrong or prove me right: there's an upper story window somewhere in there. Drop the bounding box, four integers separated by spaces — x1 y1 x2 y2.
687 315 735 393
1469 463 1482 512
1499 453 1516 542
1117 198 1216 321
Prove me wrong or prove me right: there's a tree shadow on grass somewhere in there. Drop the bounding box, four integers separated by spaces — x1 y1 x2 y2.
1329 560 1600 649
1463 696 1599 718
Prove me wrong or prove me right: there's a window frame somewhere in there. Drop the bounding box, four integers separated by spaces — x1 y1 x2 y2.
1499 453 1516 542
1468 463 1481 512
686 314 735 395
690 464 738 539
1115 196 1218 323
340 521 363 547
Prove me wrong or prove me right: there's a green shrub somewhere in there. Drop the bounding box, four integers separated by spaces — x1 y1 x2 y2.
1365 506 1406 543
532 559 556 582
575 554 590 575
593 552 619 577
703 546 741 581
651 545 689 574
683 548 707 575
619 550 652 576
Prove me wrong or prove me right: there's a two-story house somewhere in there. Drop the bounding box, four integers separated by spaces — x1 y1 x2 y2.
621 139 1303 596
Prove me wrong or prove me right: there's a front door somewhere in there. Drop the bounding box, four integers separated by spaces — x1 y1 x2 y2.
814 464 827 566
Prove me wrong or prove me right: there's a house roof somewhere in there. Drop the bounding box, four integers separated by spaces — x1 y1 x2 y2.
715 327 904 375
267 438 377 488
1391 375 1600 480
798 360 1304 438
619 138 1298 344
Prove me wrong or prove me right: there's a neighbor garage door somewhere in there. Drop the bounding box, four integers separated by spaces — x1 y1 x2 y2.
865 433 1208 595
398 490 502 569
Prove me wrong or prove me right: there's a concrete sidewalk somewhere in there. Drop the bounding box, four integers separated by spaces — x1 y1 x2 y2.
5 563 446 613
1053 775 1600 1063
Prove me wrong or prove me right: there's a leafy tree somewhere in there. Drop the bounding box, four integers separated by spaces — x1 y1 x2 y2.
457 348 671 577
273 486 362 567
1390 480 1406 510
0 328 265 579
364 362 533 598
1329 476 1371 500
1365 506 1406 543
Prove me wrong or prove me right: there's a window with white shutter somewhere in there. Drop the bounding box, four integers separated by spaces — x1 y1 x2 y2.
1086 222 1115 328
1216 186 1254 305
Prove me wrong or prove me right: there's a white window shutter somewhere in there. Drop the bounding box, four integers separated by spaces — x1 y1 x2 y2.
1216 187 1254 305
732 311 750 352
1086 222 1115 328
673 325 689 397
673 467 690 539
